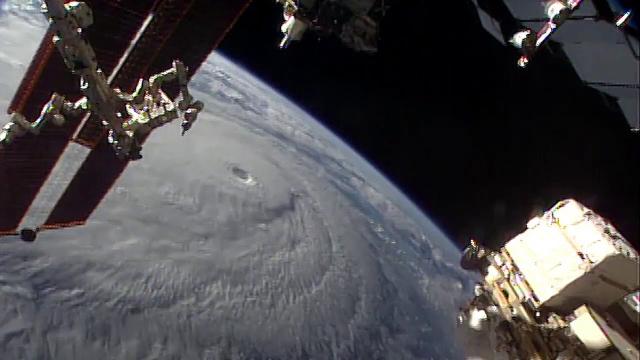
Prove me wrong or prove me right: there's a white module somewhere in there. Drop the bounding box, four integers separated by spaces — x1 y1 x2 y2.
504 199 639 313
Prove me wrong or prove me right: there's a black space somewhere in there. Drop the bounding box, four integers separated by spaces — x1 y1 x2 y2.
218 0 639 250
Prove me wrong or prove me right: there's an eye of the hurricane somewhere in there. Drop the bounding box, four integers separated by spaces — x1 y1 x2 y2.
229 164 257 186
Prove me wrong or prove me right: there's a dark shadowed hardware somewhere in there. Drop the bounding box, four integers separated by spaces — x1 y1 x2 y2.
472 0 639 131
274 0 387 51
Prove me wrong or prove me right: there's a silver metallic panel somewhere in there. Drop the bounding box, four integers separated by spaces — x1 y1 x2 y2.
18 141 91 230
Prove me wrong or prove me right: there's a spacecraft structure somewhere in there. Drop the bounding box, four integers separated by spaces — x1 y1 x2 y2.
459 199 639 360
275 0 387 52
474 0 636 68
471 0 639 131
0 0 204 160
0 0 251 240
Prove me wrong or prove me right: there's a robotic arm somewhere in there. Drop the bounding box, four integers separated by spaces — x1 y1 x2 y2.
276 0 309 49
107 60 204 159
154 59 204 135
0 94 86 149
119 60 203 136
2 1 205 160
508 0 585 67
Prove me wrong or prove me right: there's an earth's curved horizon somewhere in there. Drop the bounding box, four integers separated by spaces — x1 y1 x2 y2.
0 7 481 359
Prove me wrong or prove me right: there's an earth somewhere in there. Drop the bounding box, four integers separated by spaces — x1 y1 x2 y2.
0 5 485 359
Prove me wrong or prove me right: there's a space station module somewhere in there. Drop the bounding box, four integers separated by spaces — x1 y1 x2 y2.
276 0 383 52
459 199 639 360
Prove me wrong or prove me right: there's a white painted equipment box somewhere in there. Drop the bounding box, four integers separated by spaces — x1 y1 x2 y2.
504 199 639 313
